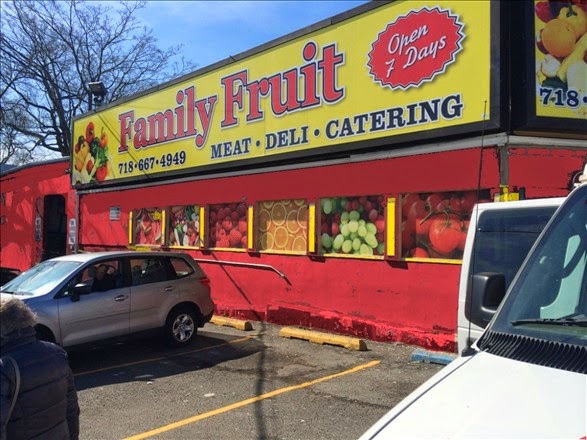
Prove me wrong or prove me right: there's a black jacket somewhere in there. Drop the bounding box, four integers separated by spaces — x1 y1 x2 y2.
0 327 80 440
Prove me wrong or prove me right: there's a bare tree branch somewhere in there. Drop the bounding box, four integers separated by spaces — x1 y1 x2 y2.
0 0 196 163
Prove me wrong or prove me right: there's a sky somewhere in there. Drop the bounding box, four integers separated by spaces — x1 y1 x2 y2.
135 0 370 70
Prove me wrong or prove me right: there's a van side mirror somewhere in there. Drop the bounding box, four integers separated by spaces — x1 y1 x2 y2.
465 272 506 329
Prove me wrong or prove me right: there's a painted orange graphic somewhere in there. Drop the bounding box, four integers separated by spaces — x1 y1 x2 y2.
256 200 308 252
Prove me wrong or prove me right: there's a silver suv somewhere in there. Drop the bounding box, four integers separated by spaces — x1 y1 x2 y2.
0 251 214 348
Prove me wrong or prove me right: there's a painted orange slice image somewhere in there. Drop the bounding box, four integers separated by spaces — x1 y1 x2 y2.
286 209 300 234
297 205 308 229
258 208 271 232
282 200 293 210
257 231 274 250
291 235 307 252
271 202 286 226
273 226 288 249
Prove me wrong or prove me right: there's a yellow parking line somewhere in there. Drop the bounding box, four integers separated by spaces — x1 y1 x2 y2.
73 336 253 377
124 359 381 440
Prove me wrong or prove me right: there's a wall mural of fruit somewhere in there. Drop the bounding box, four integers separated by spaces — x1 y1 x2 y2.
72 121 113 184
208 202 249 248
535 0 587 117
319 195 385 257
256 199 308 253
133 208 163 246
400 190 486 260
168 205 200 247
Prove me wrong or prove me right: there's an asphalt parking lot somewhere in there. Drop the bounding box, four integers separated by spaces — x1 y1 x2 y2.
70 321 445 440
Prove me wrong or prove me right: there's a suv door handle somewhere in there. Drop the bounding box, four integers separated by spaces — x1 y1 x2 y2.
164 286 175 292
114 295 128 302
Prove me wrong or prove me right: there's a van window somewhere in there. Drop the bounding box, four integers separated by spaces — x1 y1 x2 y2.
471 206 558 289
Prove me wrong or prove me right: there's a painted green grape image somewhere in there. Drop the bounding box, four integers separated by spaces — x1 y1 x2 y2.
319 195 386 256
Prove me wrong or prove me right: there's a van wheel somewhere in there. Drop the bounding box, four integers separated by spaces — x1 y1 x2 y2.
165 307 197 347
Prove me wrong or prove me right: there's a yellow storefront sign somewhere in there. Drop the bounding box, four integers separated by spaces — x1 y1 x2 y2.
72 1 492 186
533 0 587 120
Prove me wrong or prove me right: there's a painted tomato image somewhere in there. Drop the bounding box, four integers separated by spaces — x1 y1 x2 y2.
401 190 488 260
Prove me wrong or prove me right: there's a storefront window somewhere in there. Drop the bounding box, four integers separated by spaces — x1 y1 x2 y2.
318 195 385 257
132 207 163 246
168 205 200 248
256 199 308 253
400 190 484 260
208 202 248 249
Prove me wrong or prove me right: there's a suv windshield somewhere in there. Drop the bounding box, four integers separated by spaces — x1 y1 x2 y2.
489 185 587 347
1 260 81 296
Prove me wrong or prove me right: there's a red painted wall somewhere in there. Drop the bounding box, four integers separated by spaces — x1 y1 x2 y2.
0 159 73 270
2 146 583 352
77 147 502 352
508 147 586 198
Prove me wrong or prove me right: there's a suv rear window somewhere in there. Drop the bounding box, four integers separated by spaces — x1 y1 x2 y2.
130 256 198 285
169 257 194 278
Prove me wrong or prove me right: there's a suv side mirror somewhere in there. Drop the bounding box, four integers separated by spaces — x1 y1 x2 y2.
71 283 92 301
466 272 506 329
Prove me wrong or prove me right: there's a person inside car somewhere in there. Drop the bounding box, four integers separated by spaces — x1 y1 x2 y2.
92 264 115 292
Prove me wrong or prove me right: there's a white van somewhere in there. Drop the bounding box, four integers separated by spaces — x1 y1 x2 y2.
360 166 587 439
457 197 563 355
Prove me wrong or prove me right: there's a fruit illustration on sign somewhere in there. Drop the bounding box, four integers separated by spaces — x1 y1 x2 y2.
542 18 576 57
72 121 112 185
559 4 587 38
534 0 587 116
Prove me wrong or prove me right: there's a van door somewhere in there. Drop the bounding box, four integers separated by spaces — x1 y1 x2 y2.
458 203 559 353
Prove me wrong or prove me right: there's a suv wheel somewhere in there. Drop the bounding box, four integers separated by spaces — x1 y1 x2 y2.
35 325 55 343
165 306 197 347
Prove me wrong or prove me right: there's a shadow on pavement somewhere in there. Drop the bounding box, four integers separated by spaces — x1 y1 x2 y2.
69 330 264 391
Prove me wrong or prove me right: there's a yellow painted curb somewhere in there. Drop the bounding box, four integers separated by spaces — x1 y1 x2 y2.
279 327 367 351
210 316 253 331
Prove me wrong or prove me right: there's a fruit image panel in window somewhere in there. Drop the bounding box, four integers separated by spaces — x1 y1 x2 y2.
208 202 248 249
256 199 307 253
319 195 385 257
168 205 200 247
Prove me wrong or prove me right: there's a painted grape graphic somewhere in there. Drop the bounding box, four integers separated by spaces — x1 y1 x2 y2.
319 195 386 257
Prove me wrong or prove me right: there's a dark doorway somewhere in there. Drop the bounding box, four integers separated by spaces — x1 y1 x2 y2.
43 195 66 260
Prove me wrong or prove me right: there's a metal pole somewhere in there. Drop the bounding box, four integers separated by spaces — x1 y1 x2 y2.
192 258 290 284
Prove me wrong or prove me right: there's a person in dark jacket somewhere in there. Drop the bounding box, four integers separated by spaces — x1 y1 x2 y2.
0 298 80 440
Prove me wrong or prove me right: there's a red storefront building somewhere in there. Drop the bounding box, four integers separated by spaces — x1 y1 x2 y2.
1 1 585 352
